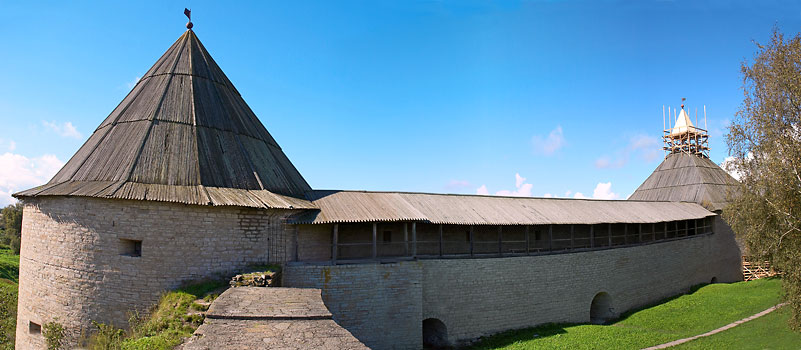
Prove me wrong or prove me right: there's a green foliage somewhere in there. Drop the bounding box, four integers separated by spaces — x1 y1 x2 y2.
0 279 18 350
724 27 801 330
86 321 125 350
0 246 19 283
85 280 226 350
470 279 788 350
0 203 22 255
43 319 66 350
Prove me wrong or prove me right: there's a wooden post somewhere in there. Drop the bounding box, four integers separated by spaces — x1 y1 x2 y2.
411 222 417 258
439 224 444 257
372 223 377 259
548 225 553 251
570 224 574 250
469 225 474 256
608 223 612 247
624 224 628 245
404 223 409 256
665 222 668 239
525 226 530 255
638 223 643 243
590 224 594 248
294 226 299 262
498 226 503 256
332 224 338 265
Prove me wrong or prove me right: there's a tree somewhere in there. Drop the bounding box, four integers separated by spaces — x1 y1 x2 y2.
725 27 801 330
0 203 22 254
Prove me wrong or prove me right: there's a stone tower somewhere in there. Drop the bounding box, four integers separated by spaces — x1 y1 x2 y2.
13 27 314 349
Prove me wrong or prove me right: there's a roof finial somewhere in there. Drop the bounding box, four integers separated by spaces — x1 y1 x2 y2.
681 97 686 109
184 8 193 30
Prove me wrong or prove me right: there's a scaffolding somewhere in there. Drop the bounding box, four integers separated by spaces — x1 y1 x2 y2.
663 99 710 158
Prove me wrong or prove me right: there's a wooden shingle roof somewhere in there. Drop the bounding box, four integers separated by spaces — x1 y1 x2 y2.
628 153 738 211
15 29 314 209
293 190 716 225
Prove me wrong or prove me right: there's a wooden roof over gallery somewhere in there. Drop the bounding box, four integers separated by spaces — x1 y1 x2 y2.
15 28 314 209
293 190 715 225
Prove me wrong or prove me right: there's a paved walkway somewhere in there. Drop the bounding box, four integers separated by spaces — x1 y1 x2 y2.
180 287 367 350
642 302 788 349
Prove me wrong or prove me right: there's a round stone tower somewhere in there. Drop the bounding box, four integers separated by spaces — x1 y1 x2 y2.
13 27 314 348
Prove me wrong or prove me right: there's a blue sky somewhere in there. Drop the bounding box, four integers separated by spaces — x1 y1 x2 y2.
1 1 800 205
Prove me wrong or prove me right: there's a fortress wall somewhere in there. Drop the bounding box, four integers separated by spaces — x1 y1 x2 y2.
421 224 742 345
284 225 741 349
16 197 295 349
283 262 423 350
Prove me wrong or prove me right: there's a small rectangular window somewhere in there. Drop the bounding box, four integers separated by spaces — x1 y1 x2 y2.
382 230 392 243
120 239 142 257
29 321 41 334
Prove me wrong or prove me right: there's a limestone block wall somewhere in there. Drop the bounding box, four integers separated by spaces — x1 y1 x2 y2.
283 262 423 350
16 197 296 349
283 223 741 349
421 221 742 344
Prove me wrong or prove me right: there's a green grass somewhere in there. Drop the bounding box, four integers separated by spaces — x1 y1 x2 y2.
673 307 801 350
0 246 18 350
470 278 788 350
0 246 19 283
87 280 227 350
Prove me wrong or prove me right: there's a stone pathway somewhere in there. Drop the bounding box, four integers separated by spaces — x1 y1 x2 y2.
179 287 367 350
642 302 788 349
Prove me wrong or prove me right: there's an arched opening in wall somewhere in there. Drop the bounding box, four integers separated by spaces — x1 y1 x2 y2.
590 292 615 324
711 277 718 284
423 318 449 349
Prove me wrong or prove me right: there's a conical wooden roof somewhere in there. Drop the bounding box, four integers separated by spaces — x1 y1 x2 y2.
629 153 738 211
15 29 314 209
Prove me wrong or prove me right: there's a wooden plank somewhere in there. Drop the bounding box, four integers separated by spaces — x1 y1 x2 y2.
332 224 338 265
404 223 409 256
411 222 417 258
439 224 444 257
498 226 503 256
525 226 530 255
372 223 377 259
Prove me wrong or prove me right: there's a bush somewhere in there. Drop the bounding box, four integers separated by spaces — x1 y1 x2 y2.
43 320 66 350
86 321 125 350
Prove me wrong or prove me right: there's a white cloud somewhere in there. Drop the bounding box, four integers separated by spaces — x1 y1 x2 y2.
592 182 620 199
42 121 82 139
720 155 750 181
0 152 64 205
532 126 565 155
567 182 620 200
446 179 472 190
476 173 534 197
543 193 553 198
595 134 660 169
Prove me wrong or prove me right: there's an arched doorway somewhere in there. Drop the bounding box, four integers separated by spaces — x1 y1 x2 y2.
423 318 449 349
590 292 615 324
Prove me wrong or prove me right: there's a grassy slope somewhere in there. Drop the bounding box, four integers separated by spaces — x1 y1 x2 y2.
674 307 801 350
470 278 788 350
0 247 19 283
88 280 226 350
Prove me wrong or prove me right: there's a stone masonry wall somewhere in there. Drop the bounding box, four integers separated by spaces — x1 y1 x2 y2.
284 219 741 349
16 197 296 349
283 262 423 350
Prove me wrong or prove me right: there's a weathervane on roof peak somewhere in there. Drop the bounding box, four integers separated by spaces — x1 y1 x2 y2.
681 97 686 109
184 8 193 30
